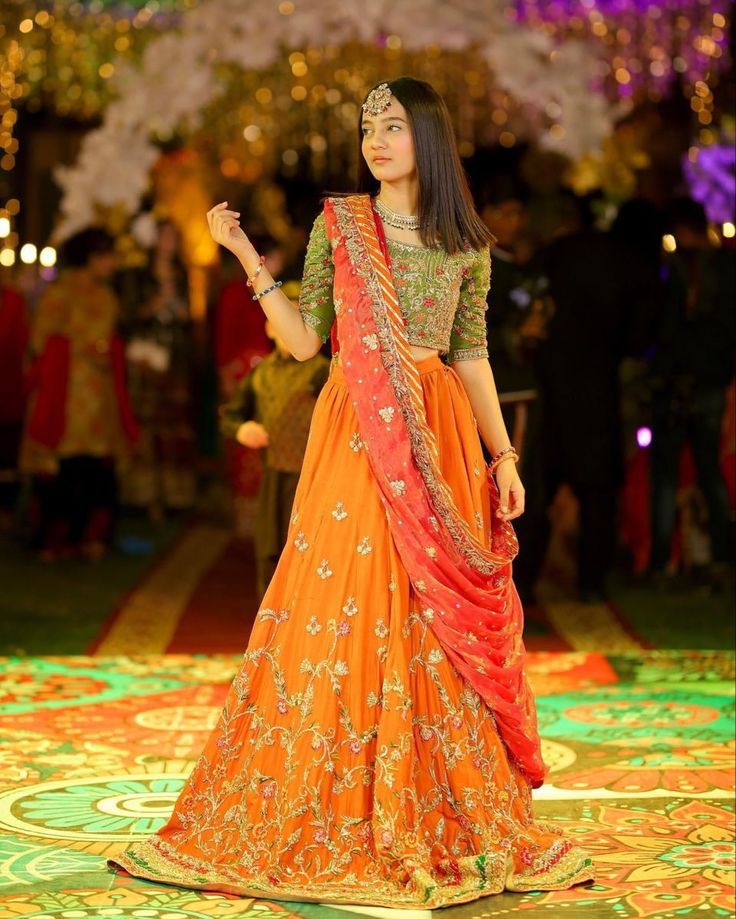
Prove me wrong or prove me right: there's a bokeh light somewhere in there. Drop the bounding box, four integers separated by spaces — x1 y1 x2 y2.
636 427 653 449
20 242 37 263
39 245 57 267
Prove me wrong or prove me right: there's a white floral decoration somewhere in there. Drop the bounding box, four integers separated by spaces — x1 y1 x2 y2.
54 0 617 239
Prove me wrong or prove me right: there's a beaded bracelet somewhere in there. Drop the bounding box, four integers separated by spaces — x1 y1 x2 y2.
252 280 283 301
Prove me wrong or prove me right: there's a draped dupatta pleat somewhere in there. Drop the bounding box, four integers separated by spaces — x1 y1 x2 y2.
324 195 546 787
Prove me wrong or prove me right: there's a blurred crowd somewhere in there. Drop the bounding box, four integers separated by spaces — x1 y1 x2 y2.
0 186 733 600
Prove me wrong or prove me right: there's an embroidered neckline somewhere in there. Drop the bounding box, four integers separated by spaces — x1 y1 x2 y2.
385 236 434 252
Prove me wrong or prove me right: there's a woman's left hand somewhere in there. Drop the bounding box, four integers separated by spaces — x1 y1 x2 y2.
495 460 525 521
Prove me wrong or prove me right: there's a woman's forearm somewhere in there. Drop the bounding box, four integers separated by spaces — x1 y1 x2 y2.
235 249 321 361
452 358 512 457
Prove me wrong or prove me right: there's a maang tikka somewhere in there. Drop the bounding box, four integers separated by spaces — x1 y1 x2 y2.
362 82 393 117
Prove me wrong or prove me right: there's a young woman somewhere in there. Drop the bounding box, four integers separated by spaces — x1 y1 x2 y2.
110 77 594 909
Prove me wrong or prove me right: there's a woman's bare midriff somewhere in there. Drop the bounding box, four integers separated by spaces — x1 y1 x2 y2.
331 346 439 365
410 346 440 362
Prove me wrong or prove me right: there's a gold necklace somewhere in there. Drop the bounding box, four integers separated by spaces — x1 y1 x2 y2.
374 197 421 231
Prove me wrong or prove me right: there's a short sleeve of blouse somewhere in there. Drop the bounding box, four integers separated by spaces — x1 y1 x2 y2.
298 211 335 343
448 246 490 363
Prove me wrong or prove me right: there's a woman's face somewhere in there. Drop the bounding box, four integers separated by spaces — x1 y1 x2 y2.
361 97 416 185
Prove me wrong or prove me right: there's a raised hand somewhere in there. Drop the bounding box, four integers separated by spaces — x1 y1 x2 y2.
206 202 253 258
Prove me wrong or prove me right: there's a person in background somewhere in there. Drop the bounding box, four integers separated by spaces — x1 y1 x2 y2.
0 278 29 531
528 194 641 601
214 233 286 535
480 176 549 603
20 229 138 561
119 219 196 517
609 198 666 575
219 295 329 596
215 233 284 398
648 197 735 585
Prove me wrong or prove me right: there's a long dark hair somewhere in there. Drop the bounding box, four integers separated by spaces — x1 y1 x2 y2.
358 77 494 254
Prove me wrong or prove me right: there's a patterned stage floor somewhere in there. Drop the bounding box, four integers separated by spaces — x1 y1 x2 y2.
0 650 733 919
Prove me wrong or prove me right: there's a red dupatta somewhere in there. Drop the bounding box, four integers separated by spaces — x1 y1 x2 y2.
323 195 546 787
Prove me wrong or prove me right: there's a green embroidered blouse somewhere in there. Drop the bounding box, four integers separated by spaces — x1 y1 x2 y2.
298 211 490 362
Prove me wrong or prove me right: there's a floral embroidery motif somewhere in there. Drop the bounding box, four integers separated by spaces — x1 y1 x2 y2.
342 597 359 616
362 333 379 350
475 511 483 530
291 511 299 525
425 546 437 559
316 559 333 579
294 531 309 552
331 502 348 521
390 479 406 496
357 536 373 556
257 606 278 621
378 406 395 424
349 432 363 452
374 619 389 639
306 616 322 635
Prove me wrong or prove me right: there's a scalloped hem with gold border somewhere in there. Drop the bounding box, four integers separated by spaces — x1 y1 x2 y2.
108 838 595 911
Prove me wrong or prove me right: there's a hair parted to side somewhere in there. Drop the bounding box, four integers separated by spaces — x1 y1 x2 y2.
358 76 494 255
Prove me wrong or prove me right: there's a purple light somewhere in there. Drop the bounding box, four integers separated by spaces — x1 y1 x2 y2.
683 143 736 225
637 426 652 448
512 0 730 100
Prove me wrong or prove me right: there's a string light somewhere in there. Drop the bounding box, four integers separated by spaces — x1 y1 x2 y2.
0 0 731 234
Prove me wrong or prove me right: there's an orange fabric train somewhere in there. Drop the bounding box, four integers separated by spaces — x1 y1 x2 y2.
109 348 594 907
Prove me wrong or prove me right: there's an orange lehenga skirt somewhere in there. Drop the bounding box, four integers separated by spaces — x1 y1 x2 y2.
109 353 594 909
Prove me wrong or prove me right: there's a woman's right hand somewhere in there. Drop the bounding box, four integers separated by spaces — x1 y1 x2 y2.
206 202 255 261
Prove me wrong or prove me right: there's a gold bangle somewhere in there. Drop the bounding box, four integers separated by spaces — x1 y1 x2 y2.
490 451 518 474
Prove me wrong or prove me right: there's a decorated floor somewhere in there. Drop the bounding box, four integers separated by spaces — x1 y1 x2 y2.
0 649 733 918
